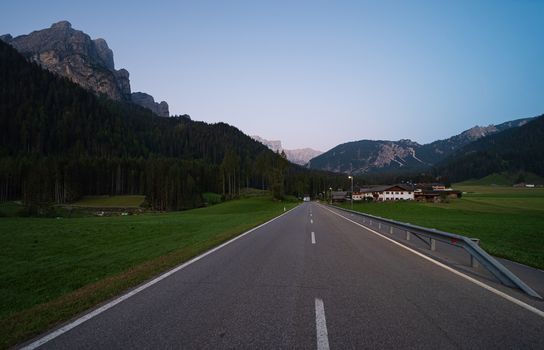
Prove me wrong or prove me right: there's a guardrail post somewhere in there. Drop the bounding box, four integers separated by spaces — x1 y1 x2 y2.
470 238 480 268
406 230 411 240
430 238 436 251
471 255 479 268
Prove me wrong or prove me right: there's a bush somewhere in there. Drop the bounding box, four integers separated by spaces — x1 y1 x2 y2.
203 192 222 206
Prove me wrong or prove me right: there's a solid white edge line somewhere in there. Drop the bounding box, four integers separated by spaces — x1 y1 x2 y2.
315 298 330 350
311 231 316 244
21 204 301 350
321 205 544 319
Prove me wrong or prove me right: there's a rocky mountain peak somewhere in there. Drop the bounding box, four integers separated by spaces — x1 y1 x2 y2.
0 34 12 42
1 21 130 100
461 125 499 141
1 21 170 116
131 92 169 117
51 20 72 30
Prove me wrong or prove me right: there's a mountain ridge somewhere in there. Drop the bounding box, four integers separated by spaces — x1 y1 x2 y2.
437 115 544 182
308 117 534 174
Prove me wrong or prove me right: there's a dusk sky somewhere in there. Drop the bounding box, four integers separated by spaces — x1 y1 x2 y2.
2 0 543 151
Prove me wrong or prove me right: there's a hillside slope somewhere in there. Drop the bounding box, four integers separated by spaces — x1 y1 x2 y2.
438 115 544 182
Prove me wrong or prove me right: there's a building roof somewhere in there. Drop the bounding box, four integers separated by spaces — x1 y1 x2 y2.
359 184 413 193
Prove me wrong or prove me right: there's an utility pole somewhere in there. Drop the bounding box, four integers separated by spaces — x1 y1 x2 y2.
348 175 353 209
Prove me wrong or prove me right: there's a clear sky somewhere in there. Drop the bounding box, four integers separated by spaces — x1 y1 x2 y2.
2 0 543 151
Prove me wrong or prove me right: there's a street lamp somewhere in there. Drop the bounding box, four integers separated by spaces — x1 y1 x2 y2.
348 176 354 209
329 187 332 204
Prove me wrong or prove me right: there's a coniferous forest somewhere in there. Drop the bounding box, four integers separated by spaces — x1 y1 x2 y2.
0 40 349 210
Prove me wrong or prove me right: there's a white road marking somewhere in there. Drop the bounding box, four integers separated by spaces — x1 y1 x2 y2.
321 205 544 319
20 206 301 350
311 219 314 224
315 298 330 350
311 232 316 244
310 213 313 217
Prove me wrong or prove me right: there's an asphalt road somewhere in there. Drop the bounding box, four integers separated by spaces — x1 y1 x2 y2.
24 202 544 349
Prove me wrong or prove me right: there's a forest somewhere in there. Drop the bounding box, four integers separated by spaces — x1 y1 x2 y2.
436 115 544 183
0 40 350 210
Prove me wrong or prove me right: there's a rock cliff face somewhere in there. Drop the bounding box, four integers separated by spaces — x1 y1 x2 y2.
131 92 169 117
1 21 131 100
1 21 169 116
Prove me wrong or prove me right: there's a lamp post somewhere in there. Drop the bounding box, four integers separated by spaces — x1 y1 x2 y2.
348 176 354 209
329 187 332 204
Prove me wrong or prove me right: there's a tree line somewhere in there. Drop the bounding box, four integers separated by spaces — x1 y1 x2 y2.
0 40 353 210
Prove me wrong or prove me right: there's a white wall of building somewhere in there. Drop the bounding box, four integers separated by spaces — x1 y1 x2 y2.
382 190 414 201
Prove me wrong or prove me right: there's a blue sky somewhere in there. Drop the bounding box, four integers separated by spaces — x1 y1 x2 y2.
2 1 543 151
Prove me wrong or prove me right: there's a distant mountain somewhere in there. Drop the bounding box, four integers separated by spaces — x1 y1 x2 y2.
1 21 169 117
416 118 533 163
251 136 323 165
308 118 533 174
438 115 544 182
251 136 283 153
131 92 169 117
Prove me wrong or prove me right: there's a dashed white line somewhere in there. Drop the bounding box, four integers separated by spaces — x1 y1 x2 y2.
311 232 316 244
315 298 330 350
311 219 314 224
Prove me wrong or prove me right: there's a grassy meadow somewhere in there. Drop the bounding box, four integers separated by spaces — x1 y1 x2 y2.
338 185 544 270
0 196 297 348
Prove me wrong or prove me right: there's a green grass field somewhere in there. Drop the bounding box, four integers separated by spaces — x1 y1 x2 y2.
0 196 297 349
338 186 544 270
455 171 544 186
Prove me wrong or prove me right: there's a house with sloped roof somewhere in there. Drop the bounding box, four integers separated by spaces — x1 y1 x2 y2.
359 184 414 201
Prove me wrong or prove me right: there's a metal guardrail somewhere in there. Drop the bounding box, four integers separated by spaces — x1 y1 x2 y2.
328 204 542 300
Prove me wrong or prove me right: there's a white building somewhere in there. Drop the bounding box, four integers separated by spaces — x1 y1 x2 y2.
352 192 364 201
359 185 414 201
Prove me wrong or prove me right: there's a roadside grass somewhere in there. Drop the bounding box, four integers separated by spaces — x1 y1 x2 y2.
70 195 146 208
0 196 297 349
337 186 544 270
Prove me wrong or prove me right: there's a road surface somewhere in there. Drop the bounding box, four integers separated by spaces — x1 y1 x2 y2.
23 202 544 349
